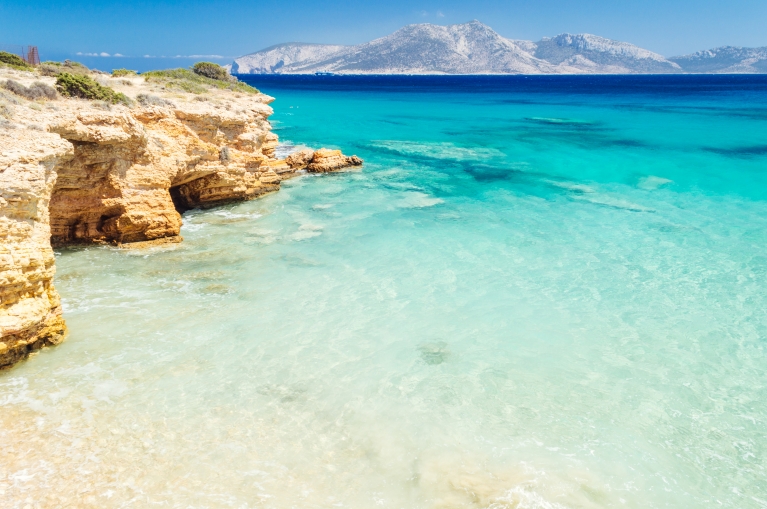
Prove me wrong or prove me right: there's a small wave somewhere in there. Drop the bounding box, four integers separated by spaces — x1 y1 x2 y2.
210 210 264 221
182 208 263 224
274 141 311 160
181 222 205 232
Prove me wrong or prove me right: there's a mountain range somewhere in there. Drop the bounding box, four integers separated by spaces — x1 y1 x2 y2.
231 21 767 75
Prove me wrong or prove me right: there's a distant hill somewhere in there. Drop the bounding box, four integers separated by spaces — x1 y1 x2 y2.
231 42 350 74
232 21 767 75
670 46 767 73
532 33 680 73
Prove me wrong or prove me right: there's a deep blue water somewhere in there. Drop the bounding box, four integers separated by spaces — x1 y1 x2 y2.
241 73 767 94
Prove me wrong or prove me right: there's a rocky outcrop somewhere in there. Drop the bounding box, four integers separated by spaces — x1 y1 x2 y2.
285 148 315 169
0 67 362 368
45 98 280 244
306 149 363 173
0 128 71 367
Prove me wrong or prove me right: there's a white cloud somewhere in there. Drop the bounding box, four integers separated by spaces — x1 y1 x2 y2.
75 51 124 57
437 10 445 18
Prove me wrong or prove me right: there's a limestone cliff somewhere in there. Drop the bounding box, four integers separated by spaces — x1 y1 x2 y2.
0 129 71 366
0 66 361 368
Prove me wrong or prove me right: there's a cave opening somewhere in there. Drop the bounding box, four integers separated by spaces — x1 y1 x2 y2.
169 185 192 214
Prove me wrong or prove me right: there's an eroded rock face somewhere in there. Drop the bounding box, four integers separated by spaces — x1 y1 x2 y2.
307 149 364 173
285 148 315 169
0 67 363 367
0 129 71 368
46 101 278 244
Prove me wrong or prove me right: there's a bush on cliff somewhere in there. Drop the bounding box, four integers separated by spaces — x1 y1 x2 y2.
3 80 57 100
112 68 137 77
55 73 131 105
0 51 32 71
192 62 233 82
143 67 258 95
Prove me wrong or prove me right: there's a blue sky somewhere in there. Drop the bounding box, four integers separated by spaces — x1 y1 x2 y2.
2 0 765 71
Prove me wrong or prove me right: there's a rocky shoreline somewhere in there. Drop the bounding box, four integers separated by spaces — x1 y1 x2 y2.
0 65 361 368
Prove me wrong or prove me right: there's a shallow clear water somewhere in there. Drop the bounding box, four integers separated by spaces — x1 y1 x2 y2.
2 75 767 508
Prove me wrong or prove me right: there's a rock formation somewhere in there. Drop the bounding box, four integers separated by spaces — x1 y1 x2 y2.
306 149 364 173
0 128 71 367
0 66 361 368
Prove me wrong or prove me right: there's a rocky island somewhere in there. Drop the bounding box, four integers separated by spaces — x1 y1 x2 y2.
0 58 361 368
232 20 767 75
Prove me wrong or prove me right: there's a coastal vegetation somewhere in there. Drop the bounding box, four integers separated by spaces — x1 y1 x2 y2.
192 61 233 81
39 59 92 77
2 79 57 100
1 54 254 99
0 51 32 71
55 72 131 105
112 68 138 77
144 64 258 94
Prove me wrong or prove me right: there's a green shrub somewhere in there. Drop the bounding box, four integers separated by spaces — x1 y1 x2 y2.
39 60 91 77
142 68 207 94
192 62 232 82
55 73 131 105
0 51 32 70
143 67 258 95
3 80 57 100
112 68 137 77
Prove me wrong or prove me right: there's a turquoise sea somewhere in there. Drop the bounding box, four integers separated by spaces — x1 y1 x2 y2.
2 75 767 508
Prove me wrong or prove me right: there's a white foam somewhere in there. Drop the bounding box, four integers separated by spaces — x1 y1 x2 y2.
212 210 263 220
274 141 311 160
